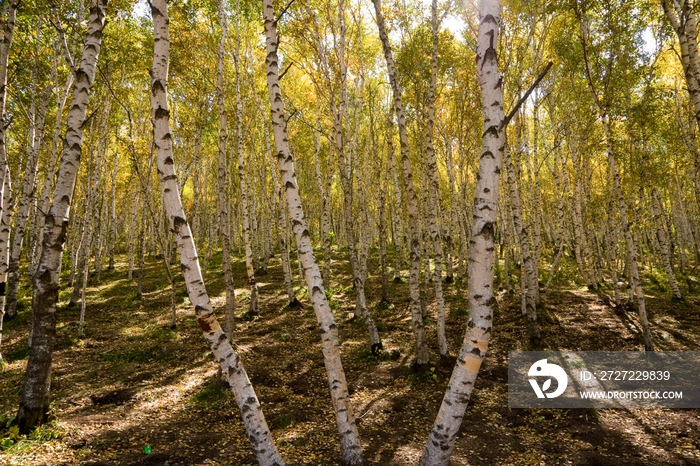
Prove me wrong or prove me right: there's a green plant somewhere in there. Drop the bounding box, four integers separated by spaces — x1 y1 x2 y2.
270 413 295 429
0 423 22 451
405 366 440 386
191 380 229 409
30 420 65 442
356 348 391 363
273 331 291 342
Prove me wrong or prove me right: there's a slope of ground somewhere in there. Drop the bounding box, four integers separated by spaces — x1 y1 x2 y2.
1 250 699 465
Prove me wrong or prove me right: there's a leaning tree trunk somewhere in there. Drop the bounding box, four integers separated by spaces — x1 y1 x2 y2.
30 71 73 278
314 1 381 353
16 0 108 433
247 59 299 307
263 1 363 463
264 114 298 307
373 0 429 365
216 0 237 339
604 119 653 351
337 119 382 353
148 1 284 464
420 0 504 463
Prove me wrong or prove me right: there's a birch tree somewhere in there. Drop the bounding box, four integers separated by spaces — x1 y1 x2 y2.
0 0 17 206
420 0 504 462
373 0 430 366
576 0 654 351
232 12 259 317
263 0 364 462
148 1 284 463
425 0 449 357
216 0 237 338
0 168 11 363
0 0 17 328
16 0 108 433
652 187 683 300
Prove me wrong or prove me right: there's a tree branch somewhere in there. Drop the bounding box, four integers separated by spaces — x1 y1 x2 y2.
501 61 553 130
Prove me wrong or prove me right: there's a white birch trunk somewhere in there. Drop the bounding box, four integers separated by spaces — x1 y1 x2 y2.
543 150 566 292
313 108 332 283
107 149 117 269
16 0 108 433
652 188 682 300
263 1 363 462
30 72 73 278
603 116 654 351
663 0 700 136
503 144 539 340
149 2 284 463
420 1 503 462
216 0 237 339
530 109 543 270
605 200 622 306
0 0 17 201
443 132 457 283
6 81 52 318
232 23 258 316
426 0 448 356
373 0 429 365
388 113 404 282
0 168 11 362
264 113 298 307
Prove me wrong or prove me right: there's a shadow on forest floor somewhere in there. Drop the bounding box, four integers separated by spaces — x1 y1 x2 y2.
1 251 700 465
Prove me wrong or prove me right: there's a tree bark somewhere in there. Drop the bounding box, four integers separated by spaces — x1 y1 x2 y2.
543 144 566 292
0 168 11 362
216 0 237 339
16 0 108 433
420 1 503 462
263 1 364 462
663 0 700 139
148 1 284 463
6 81 52 318
233 35 258 316
503 141 539 340
426 0 448 356
373 0 429 365
0 0 17 202
652 188 682 300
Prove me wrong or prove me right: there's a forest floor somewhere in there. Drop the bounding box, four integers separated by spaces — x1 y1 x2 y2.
1 248 700 465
